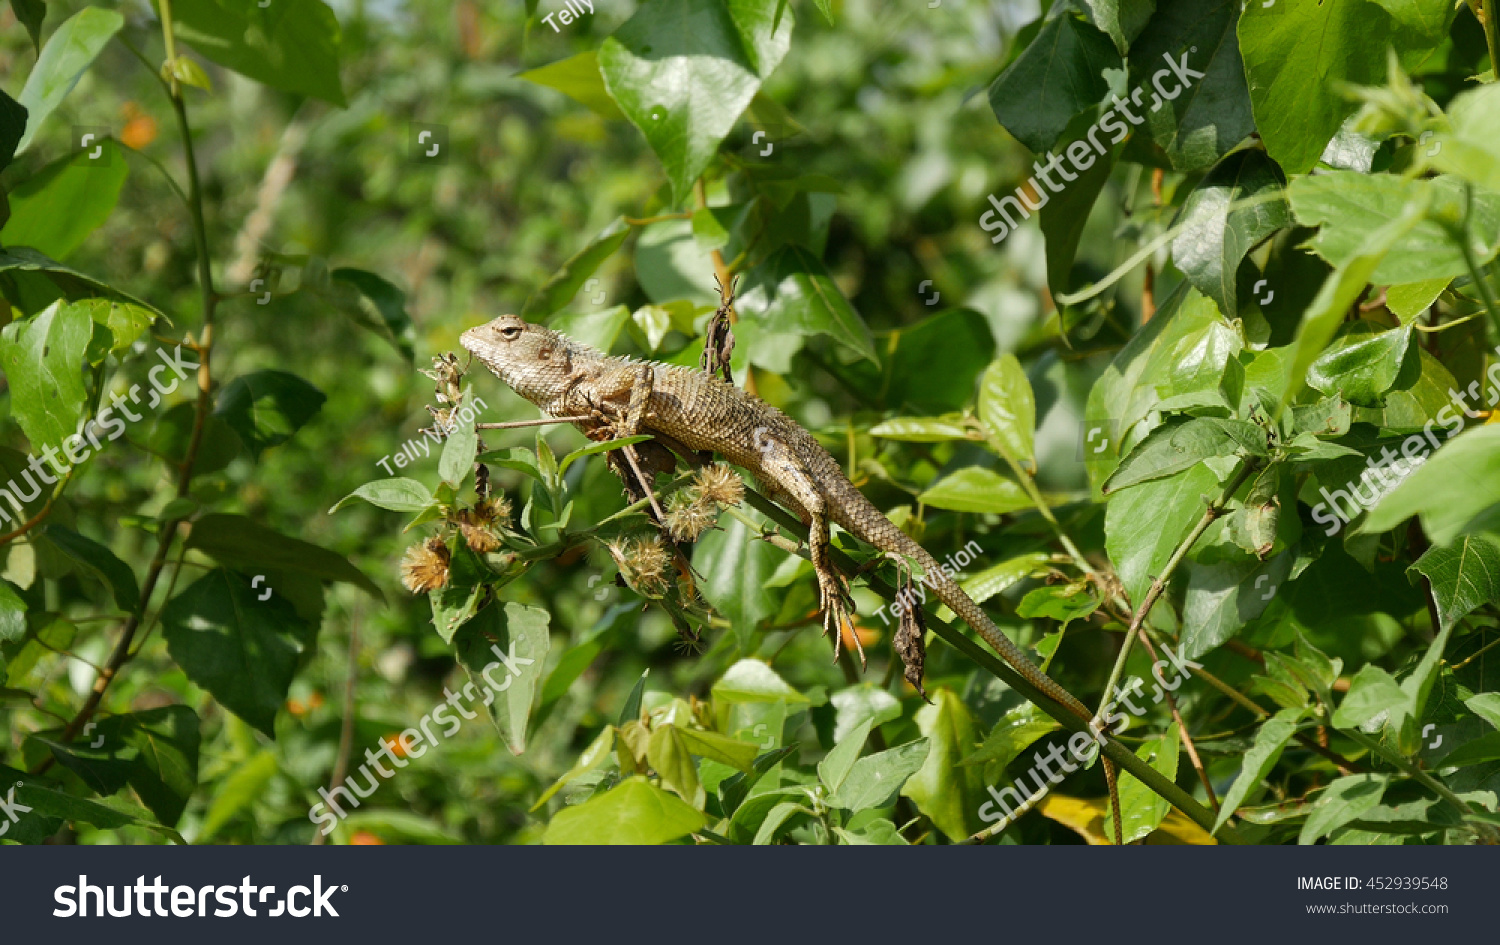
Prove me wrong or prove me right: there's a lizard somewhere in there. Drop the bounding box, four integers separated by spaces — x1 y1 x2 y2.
459 314 1101 731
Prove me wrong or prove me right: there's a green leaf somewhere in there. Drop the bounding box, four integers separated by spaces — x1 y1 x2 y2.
0 580 26 643
919 466 1033 515
40 706 201 826
162 571 313 736
0 141 128 259
15 6 124 153
1367 0 1456 35
879 308 996 413
0 89 27 174
1127 0 1255 171
39 524 139 612
711 658 808 704
647 724 702 806
1017 585 1100 629
451 602 551 753
0 247 166 319
828 738 929 812
1103 417 1265 494
830 683 901 743
1170 149 1287 317
1215 707 1304 832
1110 722 1178 844
1331 664 1409 731
1280 187 1429 413
693 511 786 648
331 478 434 514
520 217 630 320
868 416 972 442
1305 325 1416 408
532 726 615 811
977 355 1036 471
1106 463 1222 608
1442 732 1500 768
987 12 1119 154
1238 0 1401 175
9 0 45 55
1467 693 1500 731
675 728 758 771
170 0 346 105
1300 774 1390 844
598 0 793 203
901 690 984 841
213 370 327 457
185 513 381 599
1363 425 1500 544
165 55 213 91
1288 173 1500 286
818 717 874 794
324 268 415 360
1038 115 1122 297
0 299 91 450
542 776 705 844
0 764 184 843
961 702 1060 769
518 51 626 120
198 749 278 840
1384 278 1447 324
78 297 157 365
1082 0 1155 53
557 434 651 476
1408 535 1500 632
738 244 876 362
752 799 810 844
438 411 478 487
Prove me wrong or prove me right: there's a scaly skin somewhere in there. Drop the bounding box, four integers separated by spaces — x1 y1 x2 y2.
460 314 1093 723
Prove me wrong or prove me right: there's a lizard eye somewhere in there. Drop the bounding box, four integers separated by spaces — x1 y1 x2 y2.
499 326 523 341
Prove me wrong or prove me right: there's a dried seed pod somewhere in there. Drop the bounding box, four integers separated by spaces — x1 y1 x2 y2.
400 537 451 594
663 490 717 542
894 578 930 703
694 462 745 508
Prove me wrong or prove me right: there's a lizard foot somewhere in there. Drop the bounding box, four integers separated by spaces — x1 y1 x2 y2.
817 571 865 670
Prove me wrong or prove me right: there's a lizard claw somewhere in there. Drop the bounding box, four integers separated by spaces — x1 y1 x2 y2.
817 573 864 671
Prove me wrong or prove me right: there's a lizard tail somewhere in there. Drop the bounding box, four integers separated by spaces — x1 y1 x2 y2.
836 502 1093 724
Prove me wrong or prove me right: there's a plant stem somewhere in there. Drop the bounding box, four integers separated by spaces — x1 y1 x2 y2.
34 13 219 772
1458 183 1500 340
1485 0 1500 83
1339 724 1498 841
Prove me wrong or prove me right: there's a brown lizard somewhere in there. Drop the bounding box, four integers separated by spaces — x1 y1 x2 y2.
460 314 1099 730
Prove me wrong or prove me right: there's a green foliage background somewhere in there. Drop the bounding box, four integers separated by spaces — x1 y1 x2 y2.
1 0 1498 845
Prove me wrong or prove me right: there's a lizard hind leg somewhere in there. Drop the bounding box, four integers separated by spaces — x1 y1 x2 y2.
807 509 864 670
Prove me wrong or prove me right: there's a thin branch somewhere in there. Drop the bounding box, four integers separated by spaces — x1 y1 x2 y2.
0 469 74 545
312 616 360 846
476 416 588 431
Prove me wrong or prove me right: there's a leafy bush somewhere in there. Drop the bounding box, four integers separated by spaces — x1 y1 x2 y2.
1 0 1498 846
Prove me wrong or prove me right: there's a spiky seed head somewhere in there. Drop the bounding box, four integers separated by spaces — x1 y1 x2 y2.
664 490 717 542
694 463 744 507
400 537 451 594
474 494 513 527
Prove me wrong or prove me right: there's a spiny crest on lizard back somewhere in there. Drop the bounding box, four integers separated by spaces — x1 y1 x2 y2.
460 314 606 404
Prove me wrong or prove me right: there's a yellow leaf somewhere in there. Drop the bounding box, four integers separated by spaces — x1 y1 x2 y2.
1038 794 1218 845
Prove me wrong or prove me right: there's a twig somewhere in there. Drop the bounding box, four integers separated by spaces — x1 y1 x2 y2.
1135 628 1219 813
0 469 73 545
476 416 588 431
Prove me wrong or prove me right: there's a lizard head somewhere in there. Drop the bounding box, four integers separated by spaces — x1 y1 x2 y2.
460 314 586 405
